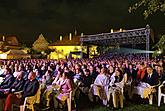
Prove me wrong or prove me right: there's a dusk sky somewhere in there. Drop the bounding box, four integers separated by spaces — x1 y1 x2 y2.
0 0 165 44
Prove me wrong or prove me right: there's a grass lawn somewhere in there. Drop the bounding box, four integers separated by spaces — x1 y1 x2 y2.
77 94 165 111
37 91 165 111
90 104 161 111
81 102 165 111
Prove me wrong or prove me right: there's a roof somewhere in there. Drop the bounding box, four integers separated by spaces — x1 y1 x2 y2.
33 34 49 45
49 35 80 46
5 49 27 55
6 36 19 46
0 36 19 46
32 34 49 51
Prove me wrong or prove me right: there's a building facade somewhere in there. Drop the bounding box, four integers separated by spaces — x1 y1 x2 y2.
48 33 97 59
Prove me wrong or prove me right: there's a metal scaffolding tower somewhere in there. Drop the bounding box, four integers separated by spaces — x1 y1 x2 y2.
80 25 151 59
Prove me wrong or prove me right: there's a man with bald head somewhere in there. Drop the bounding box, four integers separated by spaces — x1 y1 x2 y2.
22 71 39 98
4 71 39 111
7 71 25 94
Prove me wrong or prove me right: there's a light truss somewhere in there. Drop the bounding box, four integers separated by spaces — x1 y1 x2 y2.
80 25 150 59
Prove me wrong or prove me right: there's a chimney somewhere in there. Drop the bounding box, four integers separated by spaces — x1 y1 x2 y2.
81 33 84 37
2 36 5 41
69 33 72 40
74 29 77 35
119 28 122 32
60 35 62 41
111 29 113 33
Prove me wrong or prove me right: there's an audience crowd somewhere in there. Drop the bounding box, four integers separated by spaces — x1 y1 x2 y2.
0 54 164 111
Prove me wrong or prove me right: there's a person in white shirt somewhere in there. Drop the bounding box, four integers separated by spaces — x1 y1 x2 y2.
90 67 109 106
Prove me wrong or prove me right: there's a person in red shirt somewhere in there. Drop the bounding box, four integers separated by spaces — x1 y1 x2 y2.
137 63 146 80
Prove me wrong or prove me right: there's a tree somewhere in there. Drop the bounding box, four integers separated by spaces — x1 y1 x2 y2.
44 48 55 55
129 0 165 58
129 0 165 19
152 35 165 57
97 46 113 55
28 48 40 54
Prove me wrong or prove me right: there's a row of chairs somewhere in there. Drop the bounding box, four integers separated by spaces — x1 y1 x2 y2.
91 74 165 109
11 79 165 111
11 83 80 111
131 80 165 106
12 85 41 111
131 79 165 107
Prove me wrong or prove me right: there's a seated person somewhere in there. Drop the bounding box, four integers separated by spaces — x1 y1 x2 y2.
41 70 63 107
17 65 26 81
40 70 53 97
136 63 146 81
156 65 165 83
109 69 124 109
35 69 42 81
90 67 109 106
0 68 15 98
13 65 19 78
0 65 8 76
4 71 39 111
0 65 5 75
54 72 72 109
142 65 159 86
73 69 83 85
79 69 93 94
89 65 98 83
23 65 32 81
63 66 74 79
125 64 137 81
52 70 63 85
133 65 159 98
41 70 53 89
7 71 25 94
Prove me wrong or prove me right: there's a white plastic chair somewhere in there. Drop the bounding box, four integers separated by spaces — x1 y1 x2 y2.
158 81 165 107
0 77 4 84
67 91 73 111
108 73 127 109
131 79 160 105
148 81 160 105
66 83 80 111
19 85 41 111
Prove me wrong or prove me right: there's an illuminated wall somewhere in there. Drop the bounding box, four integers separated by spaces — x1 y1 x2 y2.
0 53 7 59
48 45 98 59
89 46 98 56
49 46 82 59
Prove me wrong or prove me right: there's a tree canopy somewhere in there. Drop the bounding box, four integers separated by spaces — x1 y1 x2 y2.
152 35 165 57
129 0 165 18
129 0 165 58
